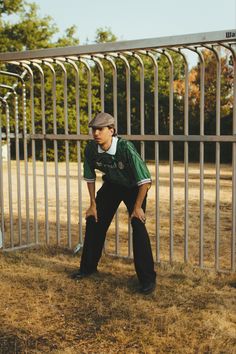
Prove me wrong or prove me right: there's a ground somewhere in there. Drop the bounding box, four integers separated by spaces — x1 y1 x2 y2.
0 246 235 353
0 161 236 352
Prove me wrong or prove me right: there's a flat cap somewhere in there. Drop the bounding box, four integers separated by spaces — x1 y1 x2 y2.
88 112 115 128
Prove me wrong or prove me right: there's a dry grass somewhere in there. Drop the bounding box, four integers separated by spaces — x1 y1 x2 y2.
0 161 236 353
0 246 235 353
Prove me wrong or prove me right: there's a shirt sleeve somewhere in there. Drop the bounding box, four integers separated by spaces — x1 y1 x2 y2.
83 145 96 183
126 142 152 186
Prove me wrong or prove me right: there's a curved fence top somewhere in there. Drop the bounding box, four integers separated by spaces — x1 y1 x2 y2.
0 29 235 62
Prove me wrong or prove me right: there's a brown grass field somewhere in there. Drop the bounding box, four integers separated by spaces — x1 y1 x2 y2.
0 161 236 353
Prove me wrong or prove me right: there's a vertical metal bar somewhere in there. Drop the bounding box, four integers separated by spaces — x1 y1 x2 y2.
185 47 205 268
78 58 92 246
204 46 221 271
55 60 71 247
133 53 145 159
79 58 92 126
215 49 221 272
14 93 22 245
22 80 30 242
119 53 131 256
116 54 131 134
123 54 131 257
104 55 118 127
156 49 174 263
0 99 5 246
178 49 190 263
43 60 60 244
32 63 49 243
183 53 189 264
41 66 49 242
40 67 49 242
67 58 83 245
145 50 160 263
232 47 236 272
92 57 105 112
166 50 174 264
222 44 236 271
28 65 38 243
196 49 205 269
5 101 14 246
123 54 132 258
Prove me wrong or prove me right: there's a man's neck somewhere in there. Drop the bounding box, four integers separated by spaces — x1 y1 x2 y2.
100 137 113 152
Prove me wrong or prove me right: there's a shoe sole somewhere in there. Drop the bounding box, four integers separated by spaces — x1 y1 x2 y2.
139 284 156 295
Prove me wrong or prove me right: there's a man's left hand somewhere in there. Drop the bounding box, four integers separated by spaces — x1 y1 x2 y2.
131 207 146 223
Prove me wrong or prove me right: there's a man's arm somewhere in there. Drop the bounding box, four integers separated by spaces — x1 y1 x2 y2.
131 183 151 223
86 182 98 222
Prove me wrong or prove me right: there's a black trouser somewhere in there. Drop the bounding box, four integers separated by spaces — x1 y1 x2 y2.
80 181 156 285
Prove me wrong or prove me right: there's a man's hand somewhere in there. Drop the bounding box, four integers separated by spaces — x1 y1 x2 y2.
130 183 150 223
86 203 98 222
131 207 146 223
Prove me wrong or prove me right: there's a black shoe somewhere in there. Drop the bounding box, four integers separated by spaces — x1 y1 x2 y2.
140 281 156 295
71 269 98 280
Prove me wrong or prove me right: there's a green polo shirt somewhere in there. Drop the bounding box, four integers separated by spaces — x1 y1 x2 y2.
84 137 151 188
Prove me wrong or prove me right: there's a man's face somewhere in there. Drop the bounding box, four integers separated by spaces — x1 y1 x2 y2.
92 126 113 145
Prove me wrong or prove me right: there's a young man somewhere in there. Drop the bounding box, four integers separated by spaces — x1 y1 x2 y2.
72 112 156 294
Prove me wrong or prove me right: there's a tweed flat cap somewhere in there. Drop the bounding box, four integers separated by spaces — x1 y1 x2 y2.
88 112 115 128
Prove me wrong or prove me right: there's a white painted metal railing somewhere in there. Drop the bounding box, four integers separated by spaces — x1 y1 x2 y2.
0 30 235 272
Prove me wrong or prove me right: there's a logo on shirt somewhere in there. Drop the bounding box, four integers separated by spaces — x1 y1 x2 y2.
118 161 124 170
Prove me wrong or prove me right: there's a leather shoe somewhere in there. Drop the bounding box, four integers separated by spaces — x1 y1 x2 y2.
71 269 98 280
140 281 156 295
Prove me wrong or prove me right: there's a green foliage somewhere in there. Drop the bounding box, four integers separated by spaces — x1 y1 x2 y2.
55 25 80 47
0 0 23 16
95 27 117 43
0 1 58 51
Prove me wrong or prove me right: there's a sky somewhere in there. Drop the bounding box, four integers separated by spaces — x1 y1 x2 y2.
34 0 236 45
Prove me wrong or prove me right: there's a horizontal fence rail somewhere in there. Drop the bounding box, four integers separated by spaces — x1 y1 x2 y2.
0 30 235 273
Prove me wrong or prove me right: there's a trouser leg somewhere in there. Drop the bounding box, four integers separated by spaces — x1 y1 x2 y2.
80 215 100 273
123 187 156 285
80 182 121 273
131 217 156 284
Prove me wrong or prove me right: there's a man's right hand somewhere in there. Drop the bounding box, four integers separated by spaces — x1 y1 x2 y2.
86 204 98 222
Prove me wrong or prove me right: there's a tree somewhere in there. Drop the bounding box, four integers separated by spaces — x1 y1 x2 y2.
0 0 23 16
95 27 117 43
0 1 56 51
0 0 81 52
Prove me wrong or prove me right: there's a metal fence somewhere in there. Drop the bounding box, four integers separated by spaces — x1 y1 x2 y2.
0 30 235 272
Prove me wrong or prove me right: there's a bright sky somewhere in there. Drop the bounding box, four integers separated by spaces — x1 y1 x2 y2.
34 0 236 44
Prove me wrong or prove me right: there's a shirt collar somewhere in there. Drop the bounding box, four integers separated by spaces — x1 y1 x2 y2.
98 136 118 155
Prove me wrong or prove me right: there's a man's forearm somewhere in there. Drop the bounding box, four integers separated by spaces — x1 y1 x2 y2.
134 183 151 209
87 182 96 205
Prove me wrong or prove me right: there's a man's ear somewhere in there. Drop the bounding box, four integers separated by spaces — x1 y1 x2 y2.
110 127 114 135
